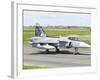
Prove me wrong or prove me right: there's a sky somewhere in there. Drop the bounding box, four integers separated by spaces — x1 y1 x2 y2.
23 10 91 27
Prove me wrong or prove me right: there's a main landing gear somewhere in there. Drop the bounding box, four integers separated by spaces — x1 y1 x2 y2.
45 46 60 53
46 49 49 53
45 47 79 55
55 46 60 53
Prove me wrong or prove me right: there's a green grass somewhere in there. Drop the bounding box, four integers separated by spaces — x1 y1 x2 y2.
82 40 91 45
23 27 91 46
23 65 49 69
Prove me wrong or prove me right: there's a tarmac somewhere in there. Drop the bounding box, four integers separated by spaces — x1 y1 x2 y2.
23 47 91 68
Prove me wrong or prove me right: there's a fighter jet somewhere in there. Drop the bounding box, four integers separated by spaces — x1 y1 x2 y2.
29 24 90 55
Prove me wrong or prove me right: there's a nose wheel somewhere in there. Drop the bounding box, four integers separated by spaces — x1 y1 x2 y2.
74 47 80 55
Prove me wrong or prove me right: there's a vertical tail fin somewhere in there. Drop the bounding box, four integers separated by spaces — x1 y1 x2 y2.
35 24 46 37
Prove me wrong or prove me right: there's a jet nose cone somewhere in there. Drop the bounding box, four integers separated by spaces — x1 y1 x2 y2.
85 44 90 48
79 42 90 48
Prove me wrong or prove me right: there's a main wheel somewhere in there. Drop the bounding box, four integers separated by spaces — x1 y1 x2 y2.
46 49 49 53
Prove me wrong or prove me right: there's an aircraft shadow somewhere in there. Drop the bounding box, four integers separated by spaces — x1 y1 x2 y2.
29 50 90 56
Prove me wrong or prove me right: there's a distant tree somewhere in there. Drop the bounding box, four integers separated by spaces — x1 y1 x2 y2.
67 26 71 29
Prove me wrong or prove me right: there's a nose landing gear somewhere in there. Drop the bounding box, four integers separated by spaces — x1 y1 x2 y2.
73 47 80 55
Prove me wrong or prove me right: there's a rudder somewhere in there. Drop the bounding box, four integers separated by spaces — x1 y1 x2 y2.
35 23 46 37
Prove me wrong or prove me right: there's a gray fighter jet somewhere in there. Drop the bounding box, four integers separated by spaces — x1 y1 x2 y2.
29 24 90 55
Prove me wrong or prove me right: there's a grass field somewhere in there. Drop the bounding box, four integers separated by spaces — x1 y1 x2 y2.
23 65 49 69
23 27 91 46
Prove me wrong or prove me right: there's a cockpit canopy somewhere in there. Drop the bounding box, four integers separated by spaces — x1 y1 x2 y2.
68 37 80 41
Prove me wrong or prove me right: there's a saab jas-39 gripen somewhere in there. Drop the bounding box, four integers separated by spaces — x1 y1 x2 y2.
29 24 90 55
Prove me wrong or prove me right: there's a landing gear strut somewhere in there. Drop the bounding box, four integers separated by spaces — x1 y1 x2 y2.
73 47 79 55
46 49 49 53
55 46 60 53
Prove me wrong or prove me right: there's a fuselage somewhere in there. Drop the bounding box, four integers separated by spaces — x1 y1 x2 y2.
29 36 90 49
